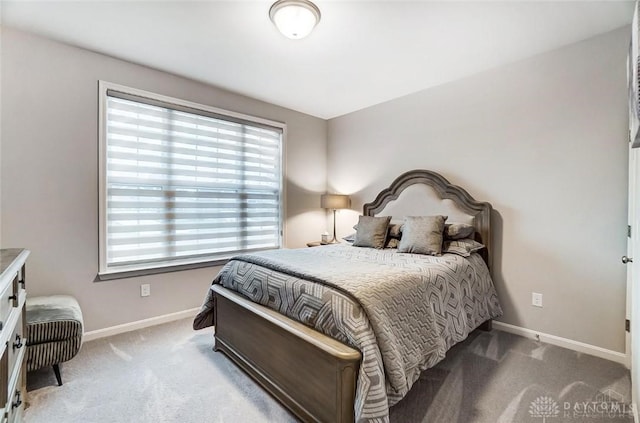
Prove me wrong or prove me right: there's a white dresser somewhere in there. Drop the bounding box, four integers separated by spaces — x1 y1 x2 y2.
0 250 29 423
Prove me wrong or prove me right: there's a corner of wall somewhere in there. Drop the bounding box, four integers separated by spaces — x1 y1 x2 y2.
324 28 630 353
1 28 330 330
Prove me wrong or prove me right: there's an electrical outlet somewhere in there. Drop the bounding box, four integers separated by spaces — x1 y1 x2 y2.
532 292 543 308
140 284 151 297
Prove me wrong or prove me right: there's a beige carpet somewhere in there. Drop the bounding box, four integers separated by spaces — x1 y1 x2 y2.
25 318 632 423
26 318 297 423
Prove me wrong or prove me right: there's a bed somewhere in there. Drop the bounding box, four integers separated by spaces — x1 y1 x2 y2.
193 169 502 423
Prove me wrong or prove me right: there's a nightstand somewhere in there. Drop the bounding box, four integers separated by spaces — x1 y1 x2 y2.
306 241 324 247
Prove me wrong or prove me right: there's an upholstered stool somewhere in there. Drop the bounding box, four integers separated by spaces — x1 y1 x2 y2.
26 295 83 386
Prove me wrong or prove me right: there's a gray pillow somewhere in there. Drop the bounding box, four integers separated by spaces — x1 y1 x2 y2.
385 238 400 249
444 223 475 240
385 223 402 248
342 233 356 243
355 222 402 239
397 215 447 255
442 238 485 257
353 216 391 249
388 223 402 239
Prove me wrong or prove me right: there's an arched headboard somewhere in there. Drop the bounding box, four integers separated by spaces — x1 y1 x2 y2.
363 170 493 271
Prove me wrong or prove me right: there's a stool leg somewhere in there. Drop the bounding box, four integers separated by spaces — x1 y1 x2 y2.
52 364 62 386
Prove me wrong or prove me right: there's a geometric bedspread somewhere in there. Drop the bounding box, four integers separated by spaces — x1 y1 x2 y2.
194 244 502 423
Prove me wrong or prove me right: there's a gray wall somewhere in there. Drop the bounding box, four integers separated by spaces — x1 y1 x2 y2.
328 27 630 352
1 24 631 353
1 28 327 332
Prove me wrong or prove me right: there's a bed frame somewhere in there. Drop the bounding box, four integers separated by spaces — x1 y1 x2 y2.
213 169 494 423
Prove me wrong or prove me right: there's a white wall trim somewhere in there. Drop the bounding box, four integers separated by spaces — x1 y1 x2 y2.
83 307 200 342
493 321 628 366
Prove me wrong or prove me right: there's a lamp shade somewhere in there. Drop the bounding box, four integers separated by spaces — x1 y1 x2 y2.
269 0 321 40
321 194 351 210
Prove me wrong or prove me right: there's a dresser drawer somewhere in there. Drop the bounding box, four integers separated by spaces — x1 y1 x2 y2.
5 364 23 423
0 279 15 332
12 268 25 310
6 313 23 383
0 344 8 422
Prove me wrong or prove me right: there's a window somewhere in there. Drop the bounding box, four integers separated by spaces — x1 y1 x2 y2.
98 82 284 278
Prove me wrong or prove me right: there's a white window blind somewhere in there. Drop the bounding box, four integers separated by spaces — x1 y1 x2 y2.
99 84 283 276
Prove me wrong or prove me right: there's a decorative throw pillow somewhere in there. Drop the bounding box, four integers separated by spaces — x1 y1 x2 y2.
387 223 403 239
385 238 400 249
397 215 447 255
444 223 475 240
355 222 402 239
353 216 391 249
442 238 485 257
342 233 356 243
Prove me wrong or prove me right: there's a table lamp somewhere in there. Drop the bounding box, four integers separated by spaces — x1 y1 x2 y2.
321 194 351 244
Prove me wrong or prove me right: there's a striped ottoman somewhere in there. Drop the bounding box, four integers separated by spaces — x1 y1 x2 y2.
26 295 83 386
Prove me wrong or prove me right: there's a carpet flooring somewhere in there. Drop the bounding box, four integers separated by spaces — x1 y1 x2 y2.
25 318 633 423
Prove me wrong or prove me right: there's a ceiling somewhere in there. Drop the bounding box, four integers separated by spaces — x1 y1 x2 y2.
1 1 635 119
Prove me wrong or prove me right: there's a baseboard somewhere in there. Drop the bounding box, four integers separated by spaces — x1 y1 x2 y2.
493 321 628 366
83 307 200 342
84 312 627 363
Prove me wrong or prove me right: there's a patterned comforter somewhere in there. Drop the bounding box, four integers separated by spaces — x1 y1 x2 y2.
194 244 502 423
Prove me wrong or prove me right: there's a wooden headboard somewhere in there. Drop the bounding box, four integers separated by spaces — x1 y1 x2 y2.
362 169 493 271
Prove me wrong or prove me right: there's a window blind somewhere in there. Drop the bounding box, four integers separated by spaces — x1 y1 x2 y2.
102 89 283 273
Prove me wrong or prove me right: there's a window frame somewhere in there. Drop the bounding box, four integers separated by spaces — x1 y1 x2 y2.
97 81 287 280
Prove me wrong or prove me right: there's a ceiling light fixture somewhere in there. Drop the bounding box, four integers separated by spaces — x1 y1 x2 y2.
269 0 321 40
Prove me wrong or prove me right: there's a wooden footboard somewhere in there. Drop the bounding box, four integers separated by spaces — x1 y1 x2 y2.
212 285 361 423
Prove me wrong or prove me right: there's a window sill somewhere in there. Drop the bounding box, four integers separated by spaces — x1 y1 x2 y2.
95 258 229 282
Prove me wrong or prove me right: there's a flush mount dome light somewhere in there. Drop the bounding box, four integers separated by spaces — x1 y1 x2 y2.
269 0 321 40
